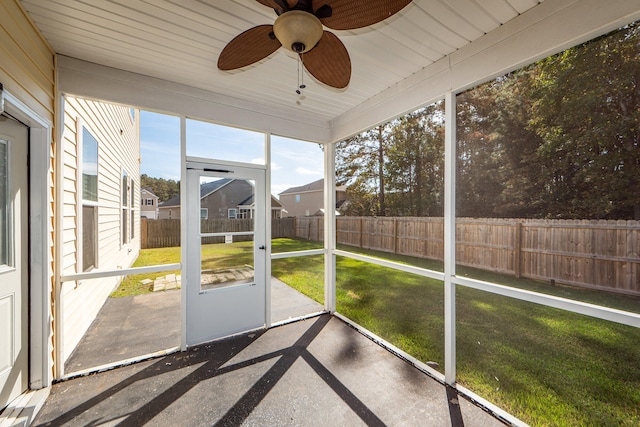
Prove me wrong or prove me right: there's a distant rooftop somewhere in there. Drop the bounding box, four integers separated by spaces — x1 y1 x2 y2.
279 179 346 196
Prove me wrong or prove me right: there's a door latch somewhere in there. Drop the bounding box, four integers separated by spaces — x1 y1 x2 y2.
259 245 266 250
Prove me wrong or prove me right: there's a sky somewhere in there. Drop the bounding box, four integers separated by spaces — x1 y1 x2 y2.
139 110 324 198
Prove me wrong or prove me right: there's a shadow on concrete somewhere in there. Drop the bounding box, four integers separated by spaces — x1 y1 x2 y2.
37 315 505 426
64 278 324 376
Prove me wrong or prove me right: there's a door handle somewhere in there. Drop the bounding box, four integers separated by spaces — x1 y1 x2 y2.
259 245 266 250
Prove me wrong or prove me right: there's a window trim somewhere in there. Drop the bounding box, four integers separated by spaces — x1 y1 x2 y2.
78 123 99 272
130 179 135 240
121 168 129 245
0 138 13 270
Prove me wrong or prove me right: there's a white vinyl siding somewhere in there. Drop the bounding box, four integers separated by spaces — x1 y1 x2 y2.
61 96 140 361
0 0 56 383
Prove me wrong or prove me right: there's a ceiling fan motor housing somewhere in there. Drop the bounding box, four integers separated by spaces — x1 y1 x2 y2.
273 10 323 53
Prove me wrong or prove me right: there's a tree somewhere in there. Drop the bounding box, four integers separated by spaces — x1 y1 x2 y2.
337 22 640 220
336 124 390 216
140 174 180 202
529 22 640 219
386 103 445 216
456 82 505 217
489 68 549 218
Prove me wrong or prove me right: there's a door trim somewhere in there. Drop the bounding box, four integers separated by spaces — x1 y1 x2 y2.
3 89 53 390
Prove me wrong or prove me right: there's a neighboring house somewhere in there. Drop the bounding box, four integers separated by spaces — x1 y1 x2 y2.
60 96 140 361
279 179 348 217
238 193 285 219
158 178 285 220
140 188 159 219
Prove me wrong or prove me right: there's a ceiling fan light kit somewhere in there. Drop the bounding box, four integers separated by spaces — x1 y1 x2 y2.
273 10 323 53
217 0 413 90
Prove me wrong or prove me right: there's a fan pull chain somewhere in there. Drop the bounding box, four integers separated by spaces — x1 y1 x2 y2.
296 53 306 95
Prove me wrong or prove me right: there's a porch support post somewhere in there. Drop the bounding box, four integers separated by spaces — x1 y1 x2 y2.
324 142 336 312
444 91 457 385
54 93 66 380
265 132 272 327
180 115 187 351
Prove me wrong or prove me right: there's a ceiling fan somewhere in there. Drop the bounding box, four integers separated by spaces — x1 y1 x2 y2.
217 0 413 90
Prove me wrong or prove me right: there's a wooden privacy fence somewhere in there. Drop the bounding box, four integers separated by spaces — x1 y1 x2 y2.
334 217 640 296
141 217 640 296
141 217 296 248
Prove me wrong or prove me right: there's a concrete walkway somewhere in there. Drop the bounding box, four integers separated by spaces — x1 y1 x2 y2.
64 290 181 373
64 278 324 374
36 315 505 426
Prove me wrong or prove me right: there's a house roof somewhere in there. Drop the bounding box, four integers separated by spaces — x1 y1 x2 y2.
238 194 285 209
159 178 233 207
200 178 234 199
141 188 159 198
279 179 346 196
20 1 633 144
280 179 324 195
159 178 284 209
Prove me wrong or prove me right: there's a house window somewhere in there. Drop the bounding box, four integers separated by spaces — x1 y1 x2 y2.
0 140 8 266
82 127 99 271
146 198 154 206
295 194 301 203
228 208 237 219
200 208 208 219
130 179 135 239
122 169 129 245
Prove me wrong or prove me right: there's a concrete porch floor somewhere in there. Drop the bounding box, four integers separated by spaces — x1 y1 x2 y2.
34 315 505 426
64 278 325 374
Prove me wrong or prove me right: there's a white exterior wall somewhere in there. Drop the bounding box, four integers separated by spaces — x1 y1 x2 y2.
280 190 322 218
61 96 140 361
0 0 56 390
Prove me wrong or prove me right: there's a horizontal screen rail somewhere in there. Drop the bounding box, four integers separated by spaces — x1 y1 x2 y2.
334 249 445 282
200 231 254 238
60 263 181 282
271 249 325 259
453 275 640 329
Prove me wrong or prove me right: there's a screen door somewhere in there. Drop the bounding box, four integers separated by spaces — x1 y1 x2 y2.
185 162 267 346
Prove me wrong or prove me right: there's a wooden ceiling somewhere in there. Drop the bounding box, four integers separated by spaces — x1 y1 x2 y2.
19 0 640 142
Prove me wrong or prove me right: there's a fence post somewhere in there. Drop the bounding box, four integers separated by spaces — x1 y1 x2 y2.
514 221 522 278
359 217 363 248
141 217 148 249
393 218 398 254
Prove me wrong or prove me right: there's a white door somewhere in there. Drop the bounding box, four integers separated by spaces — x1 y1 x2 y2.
185 162 267 346
0 117 29 409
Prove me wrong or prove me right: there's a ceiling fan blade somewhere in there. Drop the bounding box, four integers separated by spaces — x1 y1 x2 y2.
218 25 281 71
317 0 412 30
254 0 295 12
302 31 351 89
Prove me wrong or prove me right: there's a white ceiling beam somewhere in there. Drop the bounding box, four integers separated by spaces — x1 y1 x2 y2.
56 55 332 143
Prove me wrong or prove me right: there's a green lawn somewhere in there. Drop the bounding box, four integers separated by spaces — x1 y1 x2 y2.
114 238 640 426
111 241 254 297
